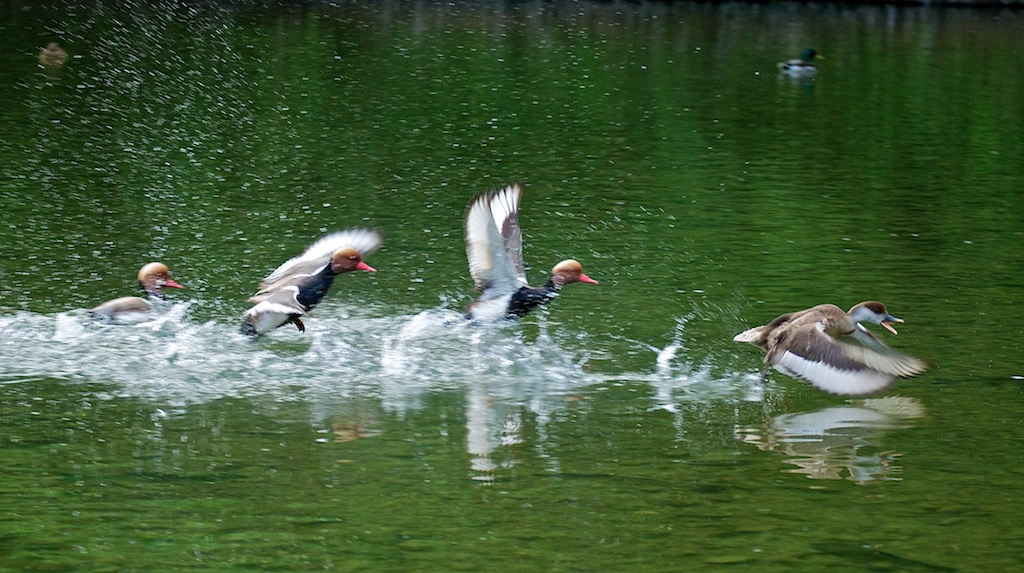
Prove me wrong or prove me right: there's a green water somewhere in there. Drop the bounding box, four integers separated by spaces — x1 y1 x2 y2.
2 1 1023 571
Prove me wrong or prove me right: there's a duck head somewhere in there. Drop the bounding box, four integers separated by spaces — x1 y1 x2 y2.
137 262 184 296
850 301 903 335
330 247 376 274
551 259 598 287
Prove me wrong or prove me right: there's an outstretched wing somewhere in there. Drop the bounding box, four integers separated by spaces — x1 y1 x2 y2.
488 184 525 284
465 184 527 297
259 228 383 288
768 322 925 396
842 324 928 378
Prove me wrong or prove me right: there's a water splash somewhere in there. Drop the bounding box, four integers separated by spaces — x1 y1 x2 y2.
599 314 762 414
2 304 762 420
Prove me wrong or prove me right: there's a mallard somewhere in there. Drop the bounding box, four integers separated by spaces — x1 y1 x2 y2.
777 48 820 77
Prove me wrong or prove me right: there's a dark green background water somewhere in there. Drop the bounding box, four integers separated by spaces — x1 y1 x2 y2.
1 1 1022 571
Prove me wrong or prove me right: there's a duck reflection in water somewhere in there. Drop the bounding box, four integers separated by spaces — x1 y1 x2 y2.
465 384 524 484
736 396 926 483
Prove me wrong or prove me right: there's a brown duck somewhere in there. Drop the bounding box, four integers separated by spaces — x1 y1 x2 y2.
734 301 926 396
89 262 184 323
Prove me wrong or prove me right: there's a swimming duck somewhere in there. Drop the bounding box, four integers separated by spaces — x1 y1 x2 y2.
89 262 184 323
777 48 819 77
464 183 597 321
39 42 68 67
241 228 382 336
733 301 926 396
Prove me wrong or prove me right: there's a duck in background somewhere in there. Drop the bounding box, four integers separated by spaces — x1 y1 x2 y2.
777 48 820 78
39 42 68 67
464 183 597 321
241 228 382 336
89 262 185 323
733 301 926 396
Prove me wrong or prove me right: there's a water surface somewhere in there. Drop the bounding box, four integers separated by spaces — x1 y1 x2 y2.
1 1 1023 571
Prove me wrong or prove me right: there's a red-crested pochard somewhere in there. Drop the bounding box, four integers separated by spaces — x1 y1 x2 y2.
89 262 184 323
464 183 597 320
734 301 926 396
241 228 381 336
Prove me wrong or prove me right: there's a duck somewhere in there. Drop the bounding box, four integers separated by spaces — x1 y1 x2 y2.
777 48 819 77
39 42 68 67
89 262 185 323
733 301 926 396
464 183 597 321
241 228 382 336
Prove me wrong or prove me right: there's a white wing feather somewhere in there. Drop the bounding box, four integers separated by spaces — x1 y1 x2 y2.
262 228 382 284
488 184 526 285
845 325 928 377
465 185 527 297
774 350 895 396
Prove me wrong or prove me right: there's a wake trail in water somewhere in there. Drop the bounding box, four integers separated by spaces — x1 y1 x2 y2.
1 304 760 411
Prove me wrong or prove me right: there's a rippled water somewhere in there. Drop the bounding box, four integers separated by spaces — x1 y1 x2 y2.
2 1 1024 571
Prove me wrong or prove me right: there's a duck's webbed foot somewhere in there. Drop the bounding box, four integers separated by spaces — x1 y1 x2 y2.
292 317 306 332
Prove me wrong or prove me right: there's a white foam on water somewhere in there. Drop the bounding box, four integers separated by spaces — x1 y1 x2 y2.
2 304 761 415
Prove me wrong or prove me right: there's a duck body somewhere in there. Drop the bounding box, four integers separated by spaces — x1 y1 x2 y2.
777 48 819 77
463 183 597 321
241 228 381 336
507 281 561 318
89 296 158 324
88 262 184 323
734 301 926 396
468 281 560 322
39 42 68 66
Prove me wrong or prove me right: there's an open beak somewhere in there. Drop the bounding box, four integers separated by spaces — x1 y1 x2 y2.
881 315 903 335
579 273 598 284
356 262 377 272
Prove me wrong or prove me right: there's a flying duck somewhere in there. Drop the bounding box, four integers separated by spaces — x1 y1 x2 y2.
89 262 184 323
777 48 820 77
240 228 382 336
733 301 926 396
464 183 597 321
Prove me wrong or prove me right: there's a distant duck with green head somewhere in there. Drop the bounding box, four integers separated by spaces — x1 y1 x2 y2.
777 48 820 78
